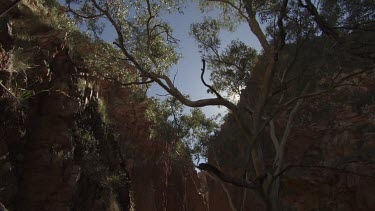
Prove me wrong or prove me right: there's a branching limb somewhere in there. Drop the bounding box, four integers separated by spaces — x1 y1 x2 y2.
276 0 289 51
333 20 375 31
273 96 303 171
243 1 289 147
204 172 238 211
206 0 249 22
67 2 103 19
0 81 20 103
251 0 289 127
298 0 341 41
242 0 271 52
146 0 155 46
269 120 279 151
150 24 180 44
212 154 239 211
272 163 375 184
200 59 223 99
96 72 155 86
0 0 21 18
95 0 238 112
196 163 260 189
117 79 155 86
281 67 372 109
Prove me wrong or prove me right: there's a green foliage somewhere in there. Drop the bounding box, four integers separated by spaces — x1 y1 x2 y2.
146 96 219 161
320 0 375 26
73 101 130 188
74 127 130 188
88 39 139 83
9 46 37 72
60 0 374 171
145 97 180 141
197 0 246 31
191 18 257 98
67 0 181 75
97 98 110 124
190 18 222 53
209 40 257 96
179 108 219 161
40 0 60 8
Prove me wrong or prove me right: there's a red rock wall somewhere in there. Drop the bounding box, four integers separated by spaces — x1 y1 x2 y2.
205 42 375 211
0 2 208 210
100 82 208 211
0 10 82 210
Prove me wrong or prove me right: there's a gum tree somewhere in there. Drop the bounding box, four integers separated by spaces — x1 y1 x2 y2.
66 0 374 210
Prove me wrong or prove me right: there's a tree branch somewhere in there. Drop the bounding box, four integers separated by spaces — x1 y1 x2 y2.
242 0 271 52
274 96 304 171
96 1 238 112
276 0 289 51
200 59 223 99
146 0 155 47
0 81 20 104
206 0 249 22
272 164 375 184
0 0 21 18
96 72 155 86
150 24 180 44
269 120 279 151
298 0 341 41
67 2 103 19
196 163 260 189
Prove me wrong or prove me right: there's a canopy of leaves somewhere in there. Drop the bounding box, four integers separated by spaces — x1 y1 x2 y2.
191 18 257 98
209 40 257 96
146 96 219 161
63 0 374 169
66 0 181 75
320 0 374 26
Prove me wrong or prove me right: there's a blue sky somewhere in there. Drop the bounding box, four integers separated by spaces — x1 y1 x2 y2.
147 2 261 117
59 0 261 118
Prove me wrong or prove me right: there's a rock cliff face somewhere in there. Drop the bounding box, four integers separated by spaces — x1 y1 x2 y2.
206 88 375 211
204 35 375 210
0 1 207 210
100 82 208 211
2 1 374 211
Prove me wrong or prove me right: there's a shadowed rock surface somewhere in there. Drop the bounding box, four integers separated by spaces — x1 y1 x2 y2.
0 1 207 210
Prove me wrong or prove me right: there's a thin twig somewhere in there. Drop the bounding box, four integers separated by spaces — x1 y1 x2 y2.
272 164 375 184
200 59 223 99
196 163 260 189
67 2 103 19
101 2 237 111
0 81 20 104
0 0 22 18
206 0 249 21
